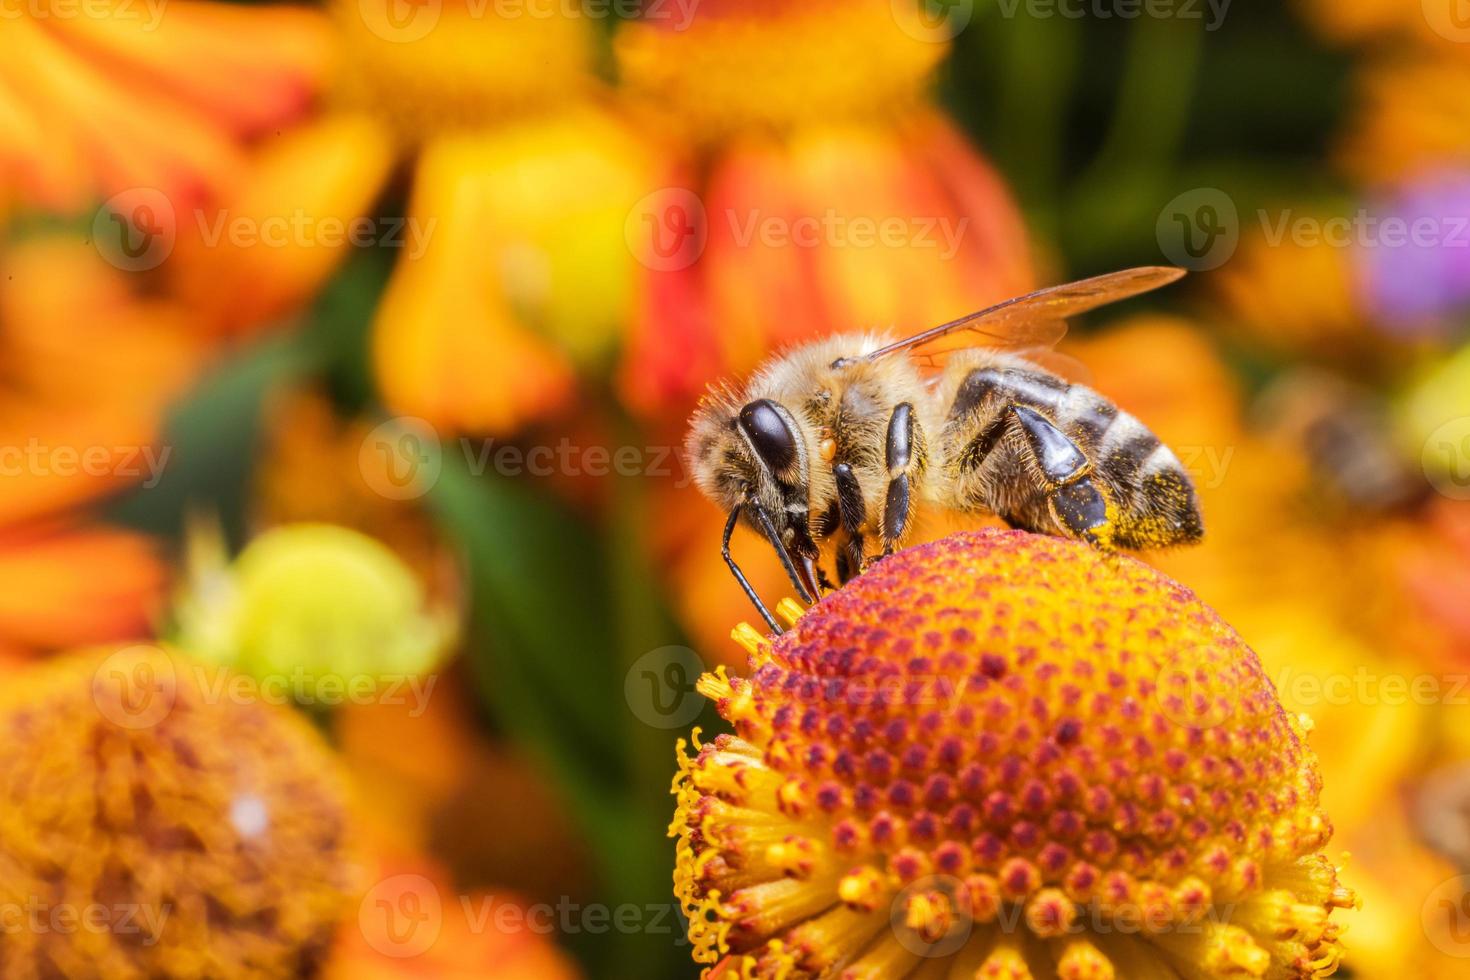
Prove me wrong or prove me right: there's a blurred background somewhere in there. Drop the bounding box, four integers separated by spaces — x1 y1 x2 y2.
3 0 1470 977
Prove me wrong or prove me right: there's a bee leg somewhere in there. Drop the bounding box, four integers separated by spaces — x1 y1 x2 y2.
880 402 918 557
722 506 782 634
1011 405 1114 546
832 462 870 584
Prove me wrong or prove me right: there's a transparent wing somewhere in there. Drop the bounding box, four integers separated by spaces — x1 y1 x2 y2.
865 267 1187 365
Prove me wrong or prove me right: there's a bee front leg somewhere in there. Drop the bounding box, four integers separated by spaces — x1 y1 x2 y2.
880 402 921 557
1010 405 1115 548
832 462 868 584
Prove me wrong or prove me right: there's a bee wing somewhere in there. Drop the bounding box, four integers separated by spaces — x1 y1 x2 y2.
1009 346 1095 386
866 267 1187 366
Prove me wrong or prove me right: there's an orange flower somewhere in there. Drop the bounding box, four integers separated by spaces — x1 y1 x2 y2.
1210 212 1415 370
614 0 1034 419
309 0 658 436
0 646 357 976
0 235 203 654
0 0 328 213
1063 317 1244 451
1338 54 1470 186
1334 799 1468 976
164 114 396 338
1296 0 1470 51
326 851 582 980
674 530 1353 978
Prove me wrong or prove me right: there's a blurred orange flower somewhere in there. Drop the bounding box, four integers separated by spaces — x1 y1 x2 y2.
1211 211 1418 370
614 0 1034 419
1339 53 1470 186
0 235 204 655
1297 0 1470 51
1336 800 1469 976
306 1 659 436
327 851 582 980
0 646 357 977
0 0 329 213
165 114 396 338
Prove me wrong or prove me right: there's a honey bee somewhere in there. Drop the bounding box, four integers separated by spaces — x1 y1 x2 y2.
685 267 1205 633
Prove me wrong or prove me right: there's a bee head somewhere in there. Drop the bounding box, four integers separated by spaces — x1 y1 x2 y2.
685 395 812 528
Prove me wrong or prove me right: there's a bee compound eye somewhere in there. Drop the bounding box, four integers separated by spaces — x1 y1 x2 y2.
738 399 798 473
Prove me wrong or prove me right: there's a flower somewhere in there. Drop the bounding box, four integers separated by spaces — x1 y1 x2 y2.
1 0 328 213
172 522 455 703
324 851 582 980
165 113 396 338
252 389 454 588
1351 170 1470 334
324 0 656 435
1396 338 1470 485
1333 799 1467 976
0 646 357 976
0 235 203 655
1338 53 1470 186
614 0 1034 419
1211 211 1411 370
671 529 1353 978
1296 0 1470 49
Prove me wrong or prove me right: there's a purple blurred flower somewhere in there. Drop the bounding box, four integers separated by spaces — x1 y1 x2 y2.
1357 169 1470 339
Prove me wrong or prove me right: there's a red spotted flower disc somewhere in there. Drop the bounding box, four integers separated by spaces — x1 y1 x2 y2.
671 529 1353 979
